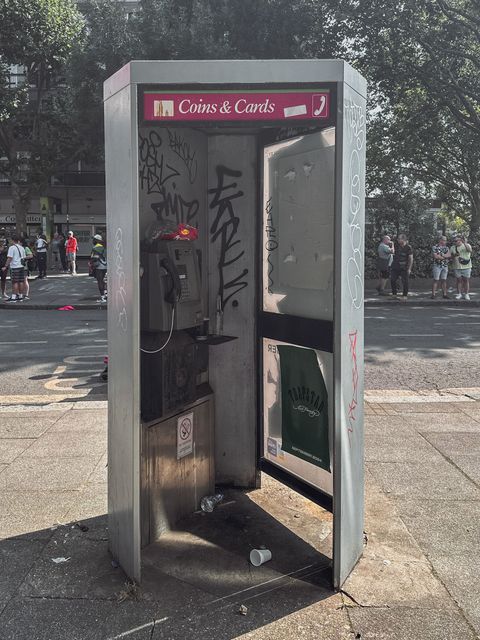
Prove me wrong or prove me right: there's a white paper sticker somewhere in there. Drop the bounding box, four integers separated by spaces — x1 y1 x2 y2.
284 104 307 118
177 412 194 459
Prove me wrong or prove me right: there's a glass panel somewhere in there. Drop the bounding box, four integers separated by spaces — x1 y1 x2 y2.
263 338 333 496
263 129 335 320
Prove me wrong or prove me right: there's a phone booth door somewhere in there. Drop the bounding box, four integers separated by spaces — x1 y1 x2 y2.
260 129 336 509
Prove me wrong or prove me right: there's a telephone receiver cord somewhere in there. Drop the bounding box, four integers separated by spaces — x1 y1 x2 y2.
140 304 176 354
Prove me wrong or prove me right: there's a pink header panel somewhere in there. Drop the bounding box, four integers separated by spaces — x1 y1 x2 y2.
143 91 330 122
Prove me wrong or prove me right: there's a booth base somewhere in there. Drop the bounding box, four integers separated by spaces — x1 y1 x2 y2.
141 476 333 599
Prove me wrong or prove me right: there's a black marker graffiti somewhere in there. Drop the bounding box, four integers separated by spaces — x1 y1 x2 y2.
139 130 200 226
139 131 179 193
209 165 249 308
264 197 277 293
151 183 199 226
167 129 198 184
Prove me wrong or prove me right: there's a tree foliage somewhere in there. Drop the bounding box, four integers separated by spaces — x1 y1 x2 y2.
337 0 480 231
0 0 84 234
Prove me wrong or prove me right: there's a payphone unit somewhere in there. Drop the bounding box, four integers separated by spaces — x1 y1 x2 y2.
140 239 203 333
140 239 206 423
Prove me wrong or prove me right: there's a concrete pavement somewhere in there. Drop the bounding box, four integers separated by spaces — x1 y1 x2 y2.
0 392 479 639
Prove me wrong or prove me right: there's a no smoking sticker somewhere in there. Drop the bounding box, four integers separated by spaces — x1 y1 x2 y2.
177 412 193 459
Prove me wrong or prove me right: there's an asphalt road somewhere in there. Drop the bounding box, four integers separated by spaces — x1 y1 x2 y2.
365 303 480 390
0 305 478 403
0 310 107 403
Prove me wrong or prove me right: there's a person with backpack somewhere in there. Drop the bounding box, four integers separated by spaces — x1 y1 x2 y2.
2 234 26 302
90 234 107 303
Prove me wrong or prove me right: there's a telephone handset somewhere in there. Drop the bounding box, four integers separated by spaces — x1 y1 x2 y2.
141 240 203 332
160 256 181 304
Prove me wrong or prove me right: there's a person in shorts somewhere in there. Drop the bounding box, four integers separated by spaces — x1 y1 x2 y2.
431 236 451 299
2 234 26 302
376 235 394 295
0 237 9 299
450 236 473 300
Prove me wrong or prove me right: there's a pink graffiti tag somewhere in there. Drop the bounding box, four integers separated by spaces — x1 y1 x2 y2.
347 330 359 446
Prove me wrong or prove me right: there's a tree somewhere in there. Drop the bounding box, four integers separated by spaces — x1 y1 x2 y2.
0 0 84 235
336 0 480 231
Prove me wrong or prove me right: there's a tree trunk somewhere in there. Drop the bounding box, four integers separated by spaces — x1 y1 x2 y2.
11 181 30 237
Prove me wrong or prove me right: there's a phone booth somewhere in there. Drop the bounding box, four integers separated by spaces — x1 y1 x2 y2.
104 60 366 590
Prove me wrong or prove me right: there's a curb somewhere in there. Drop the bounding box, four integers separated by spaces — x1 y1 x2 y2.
0 303 106 311
365 297 480 307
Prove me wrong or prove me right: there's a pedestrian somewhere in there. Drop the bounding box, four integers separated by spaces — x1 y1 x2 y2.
22 239 34 299
51 232 61 270
58 233 67 272
35 233 48 278
451 235 473 300
65 231 78 275
376 235 394 295
390 233 413 300
90 234 107 303
0 237 9 299
431 236 451 299
2 233 26 302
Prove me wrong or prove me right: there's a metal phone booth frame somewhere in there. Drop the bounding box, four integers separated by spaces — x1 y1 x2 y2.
104 60 366 590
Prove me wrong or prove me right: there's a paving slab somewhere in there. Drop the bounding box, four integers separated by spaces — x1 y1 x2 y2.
86 454 108 485
367 460 480 500
385 402 473 414
457 405 480 420
19 522 127 600
364 418 417 440
0 538 48 602
349 607 478 640
63 484 108 522
48 410 107 433
450 455 480 485
3 456 99 491
421 431 480 456
0 597 160 640
364 432 441 464
394 499 480 557
0 416 61 438
152 583 349 640
363 472 425 564
402 412 480 432
20 431 106 458
0 438 36 463
426 554 480 635
343 556 456 610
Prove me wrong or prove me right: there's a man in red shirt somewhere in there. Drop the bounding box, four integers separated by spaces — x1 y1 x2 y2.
65 231 78 275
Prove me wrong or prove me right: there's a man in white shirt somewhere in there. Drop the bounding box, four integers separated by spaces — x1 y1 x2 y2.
35 233 48 278
1 234 26 302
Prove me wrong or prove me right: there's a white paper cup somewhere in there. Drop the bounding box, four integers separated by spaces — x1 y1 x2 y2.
249 548 272 567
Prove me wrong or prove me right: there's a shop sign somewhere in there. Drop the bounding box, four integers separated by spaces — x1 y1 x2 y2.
144 90 330 122
0 214 42 224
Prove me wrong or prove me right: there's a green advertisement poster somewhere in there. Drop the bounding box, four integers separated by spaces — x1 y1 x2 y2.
278 345 330 471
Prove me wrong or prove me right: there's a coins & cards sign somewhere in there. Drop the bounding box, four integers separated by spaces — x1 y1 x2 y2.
143 90 330 122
